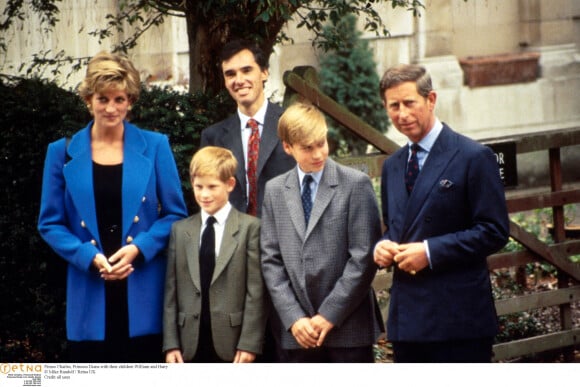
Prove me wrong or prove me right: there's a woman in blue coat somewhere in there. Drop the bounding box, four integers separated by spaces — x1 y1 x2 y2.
38 51 188 362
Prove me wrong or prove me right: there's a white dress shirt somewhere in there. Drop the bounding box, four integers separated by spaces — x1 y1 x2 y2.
200 202 232 257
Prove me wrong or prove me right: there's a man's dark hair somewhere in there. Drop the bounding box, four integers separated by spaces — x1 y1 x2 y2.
219 39 269 70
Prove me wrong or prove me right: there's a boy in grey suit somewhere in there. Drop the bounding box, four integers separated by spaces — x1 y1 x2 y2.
260 102 384 362
163 146 266 362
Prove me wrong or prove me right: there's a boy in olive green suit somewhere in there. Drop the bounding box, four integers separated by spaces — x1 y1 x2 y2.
163 146 266 362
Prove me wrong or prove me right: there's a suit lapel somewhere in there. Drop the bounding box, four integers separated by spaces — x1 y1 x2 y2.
283 168 306 242
257 102 281 176
220 115 247 192
64 124 99 242
402 126 459 236
121 122 152 238
185 215 202 291
212 209 239 283
305 159 338 239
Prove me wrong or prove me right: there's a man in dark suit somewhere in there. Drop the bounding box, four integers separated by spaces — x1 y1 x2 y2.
200 39 295 362
200 39 295 218
374 64 510 362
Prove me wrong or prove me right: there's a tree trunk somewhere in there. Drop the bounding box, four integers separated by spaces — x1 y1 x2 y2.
186 15 215 93
184 0 298 94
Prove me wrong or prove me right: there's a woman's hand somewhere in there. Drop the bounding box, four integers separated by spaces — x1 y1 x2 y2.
92 253 112 273
100 244 140 280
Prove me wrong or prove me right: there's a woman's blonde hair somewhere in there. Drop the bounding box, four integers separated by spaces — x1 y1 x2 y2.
78 51 141 103
190 146 238 183
277 102 327 146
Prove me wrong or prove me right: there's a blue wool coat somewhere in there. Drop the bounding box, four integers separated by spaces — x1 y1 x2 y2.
38 121 187 341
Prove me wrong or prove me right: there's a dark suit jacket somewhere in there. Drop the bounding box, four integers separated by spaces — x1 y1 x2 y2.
380 124 509 342
200 102 295 217
261 159 384 350
162 208 266 361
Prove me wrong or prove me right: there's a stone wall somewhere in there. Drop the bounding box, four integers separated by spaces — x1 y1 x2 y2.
3 0 579 178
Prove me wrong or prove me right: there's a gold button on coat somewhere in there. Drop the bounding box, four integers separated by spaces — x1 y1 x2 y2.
133 216 140 223
80 220 86 228
126 236 133 244
90 239 97 246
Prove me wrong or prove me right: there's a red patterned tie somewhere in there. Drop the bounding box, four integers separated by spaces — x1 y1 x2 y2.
246 118 260 215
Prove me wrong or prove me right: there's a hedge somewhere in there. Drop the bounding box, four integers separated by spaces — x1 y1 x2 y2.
0 75 234 361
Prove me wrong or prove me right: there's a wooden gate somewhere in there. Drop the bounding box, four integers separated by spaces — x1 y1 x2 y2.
282 66 580 362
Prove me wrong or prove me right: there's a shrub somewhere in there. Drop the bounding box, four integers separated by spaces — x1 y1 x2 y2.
132 86 235 212
0 75 234 361
1 76 89 361
319 14 389 156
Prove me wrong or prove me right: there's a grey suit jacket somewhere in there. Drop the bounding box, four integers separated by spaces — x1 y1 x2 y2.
200 102 295 217
163 208 266 361
261 158 384 350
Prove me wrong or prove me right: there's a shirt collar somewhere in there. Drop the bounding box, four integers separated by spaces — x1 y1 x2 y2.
297 166 323 186
409 118 443 153
238 100 268 130
201 202 232 226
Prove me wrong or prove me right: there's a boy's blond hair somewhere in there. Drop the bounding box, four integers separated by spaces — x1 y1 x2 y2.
190 146 238 182
277 102 328 146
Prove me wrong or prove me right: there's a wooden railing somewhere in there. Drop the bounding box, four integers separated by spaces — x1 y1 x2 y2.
486 130 580 361
282 66 580 362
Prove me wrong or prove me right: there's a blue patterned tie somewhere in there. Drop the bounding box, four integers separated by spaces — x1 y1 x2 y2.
405 143 421 194
301 175 313 226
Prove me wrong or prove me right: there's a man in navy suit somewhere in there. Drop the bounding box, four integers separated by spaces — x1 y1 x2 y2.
200 39 295 362
374 64 510 362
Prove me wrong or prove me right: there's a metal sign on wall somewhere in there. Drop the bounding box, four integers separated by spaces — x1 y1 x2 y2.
486 141 518 188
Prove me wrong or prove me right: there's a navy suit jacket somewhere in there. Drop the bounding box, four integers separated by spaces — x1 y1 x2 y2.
380 124 509 342
38 121 187 340
200 102 295 217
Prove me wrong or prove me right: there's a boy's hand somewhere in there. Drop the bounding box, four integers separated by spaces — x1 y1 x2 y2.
165 349 184 363
291 317 319 349
233 350 256 363
310 314 334 347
